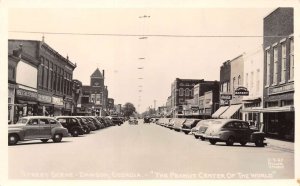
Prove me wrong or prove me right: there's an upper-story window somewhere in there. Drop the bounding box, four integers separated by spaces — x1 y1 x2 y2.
266 49 271 86
179 88 184 96
273 46 278 85
237 75 241 86
185 88 190 96
289 38 294 81
281 42 287 83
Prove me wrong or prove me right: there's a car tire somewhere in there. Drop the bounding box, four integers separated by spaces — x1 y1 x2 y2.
240 141 247 146
200 137 205 141
41 139 49 143
209 139 216 145
255 139 264 147
52 134 62 143
85 127 90 134
8 134 19 146
194 135 199 139
72 129 79 137
226 136 235 146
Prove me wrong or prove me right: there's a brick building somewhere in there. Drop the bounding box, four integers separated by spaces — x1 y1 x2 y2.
263 8 294 141
8 39 76 122
81 68 108 116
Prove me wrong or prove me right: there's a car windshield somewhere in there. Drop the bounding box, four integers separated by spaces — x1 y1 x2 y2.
184 119 195 125
16 118 28 124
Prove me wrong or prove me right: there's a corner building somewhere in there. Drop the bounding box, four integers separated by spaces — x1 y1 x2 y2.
263 8 294 141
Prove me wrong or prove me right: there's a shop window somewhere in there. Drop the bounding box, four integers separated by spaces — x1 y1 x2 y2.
267 101 278 107
281 100 293 106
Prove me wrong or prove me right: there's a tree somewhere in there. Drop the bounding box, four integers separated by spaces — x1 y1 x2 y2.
122 102 136 117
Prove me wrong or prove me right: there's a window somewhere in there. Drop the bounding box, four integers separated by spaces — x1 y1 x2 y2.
180 83 184 86
256 69 260 94
241 122 249 129
273 46 278 84
266 50 271 86
179 98 184 104
185 88 190 96
179 88 184 96
28 119 38 125
237 75 241 86
232 77 236 90
281 42 287 82
224 122 234 129
289 39 294 80
245 73 248 88
40 119 49 125
49 119 57 124
250 71 254 90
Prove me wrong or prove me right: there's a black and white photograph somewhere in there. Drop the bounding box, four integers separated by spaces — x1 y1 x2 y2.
0 0 299 185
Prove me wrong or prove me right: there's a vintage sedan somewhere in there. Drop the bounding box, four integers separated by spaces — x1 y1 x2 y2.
204 119 265 147
172 118 187 132
55 116 85 137
181 119 201 134
194 119 219 140
128 117 138 125
8 116 69 145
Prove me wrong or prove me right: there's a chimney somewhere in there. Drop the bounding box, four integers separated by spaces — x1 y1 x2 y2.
102 70 105 78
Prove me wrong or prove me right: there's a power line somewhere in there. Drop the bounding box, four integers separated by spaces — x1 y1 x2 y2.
9 30 289 38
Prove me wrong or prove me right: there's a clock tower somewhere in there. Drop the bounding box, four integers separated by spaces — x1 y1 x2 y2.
90 68 104 87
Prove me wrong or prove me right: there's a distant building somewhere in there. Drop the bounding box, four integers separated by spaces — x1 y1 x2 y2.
263 8 294 141
213 54 244 119
81 68 108 116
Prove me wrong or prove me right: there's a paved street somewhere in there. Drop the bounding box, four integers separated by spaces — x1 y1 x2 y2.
9 120 294 180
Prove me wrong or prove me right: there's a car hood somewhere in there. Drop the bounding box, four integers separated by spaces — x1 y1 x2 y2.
205 124 221 135
8 124 26 129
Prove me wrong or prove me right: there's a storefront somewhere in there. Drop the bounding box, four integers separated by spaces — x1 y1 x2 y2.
52 96 64 116
15 88 38 122
37 93 53 116
8 84 16 123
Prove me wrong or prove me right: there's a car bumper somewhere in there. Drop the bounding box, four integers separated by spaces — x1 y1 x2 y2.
204 135 221 140
181 128 191 132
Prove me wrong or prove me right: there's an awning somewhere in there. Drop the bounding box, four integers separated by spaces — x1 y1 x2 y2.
241 106 294 113
219 104 242 119
17 100 38 105
211 106 229 118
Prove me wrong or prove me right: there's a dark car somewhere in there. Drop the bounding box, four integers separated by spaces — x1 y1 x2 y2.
181 119 201 134
85 116 102 129
56 116 85 137
143 117 151 123
204 119 265 147
110 117 123 126
95 117 108 128
75 117 91 134
79 116 97 131
103 117 114 127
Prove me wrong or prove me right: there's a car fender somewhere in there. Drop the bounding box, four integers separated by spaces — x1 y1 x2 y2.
51 127 68 137
8 129 25 141
218 131 233 141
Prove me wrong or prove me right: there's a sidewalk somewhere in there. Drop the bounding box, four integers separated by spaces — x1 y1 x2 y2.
265 138 294 152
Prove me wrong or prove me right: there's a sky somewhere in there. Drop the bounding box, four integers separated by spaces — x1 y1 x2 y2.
8 7 275 113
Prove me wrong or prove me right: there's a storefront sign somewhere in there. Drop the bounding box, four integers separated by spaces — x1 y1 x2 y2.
38 94 52 103
220 93 232 100
234 87 249 96
52 96 63 106
16 88 37 101
269 83 294 95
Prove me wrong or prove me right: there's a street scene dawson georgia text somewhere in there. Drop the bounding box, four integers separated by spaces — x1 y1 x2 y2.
7 7 294 179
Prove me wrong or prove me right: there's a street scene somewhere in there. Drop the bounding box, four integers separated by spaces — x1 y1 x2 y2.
6 5 295 181
9 120 294 179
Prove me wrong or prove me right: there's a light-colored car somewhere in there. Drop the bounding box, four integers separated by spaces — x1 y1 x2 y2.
172 118 187 132
128 117 138 125
194 119 219 140
8 116 69 145
204 119 265 147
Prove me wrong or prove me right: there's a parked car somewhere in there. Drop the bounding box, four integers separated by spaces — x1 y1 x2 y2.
75 117 91 134
172 118 187 132
204 119 265 147
85 116 102 129
55 116 85 137
78 116 97 131
181 119 201 134
128 117 138 125
193 119 218 140
95 116 108 128
166 118 176 129
103 117 115 127
110 117 123 126
8 116 68 145
144 117 151 123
